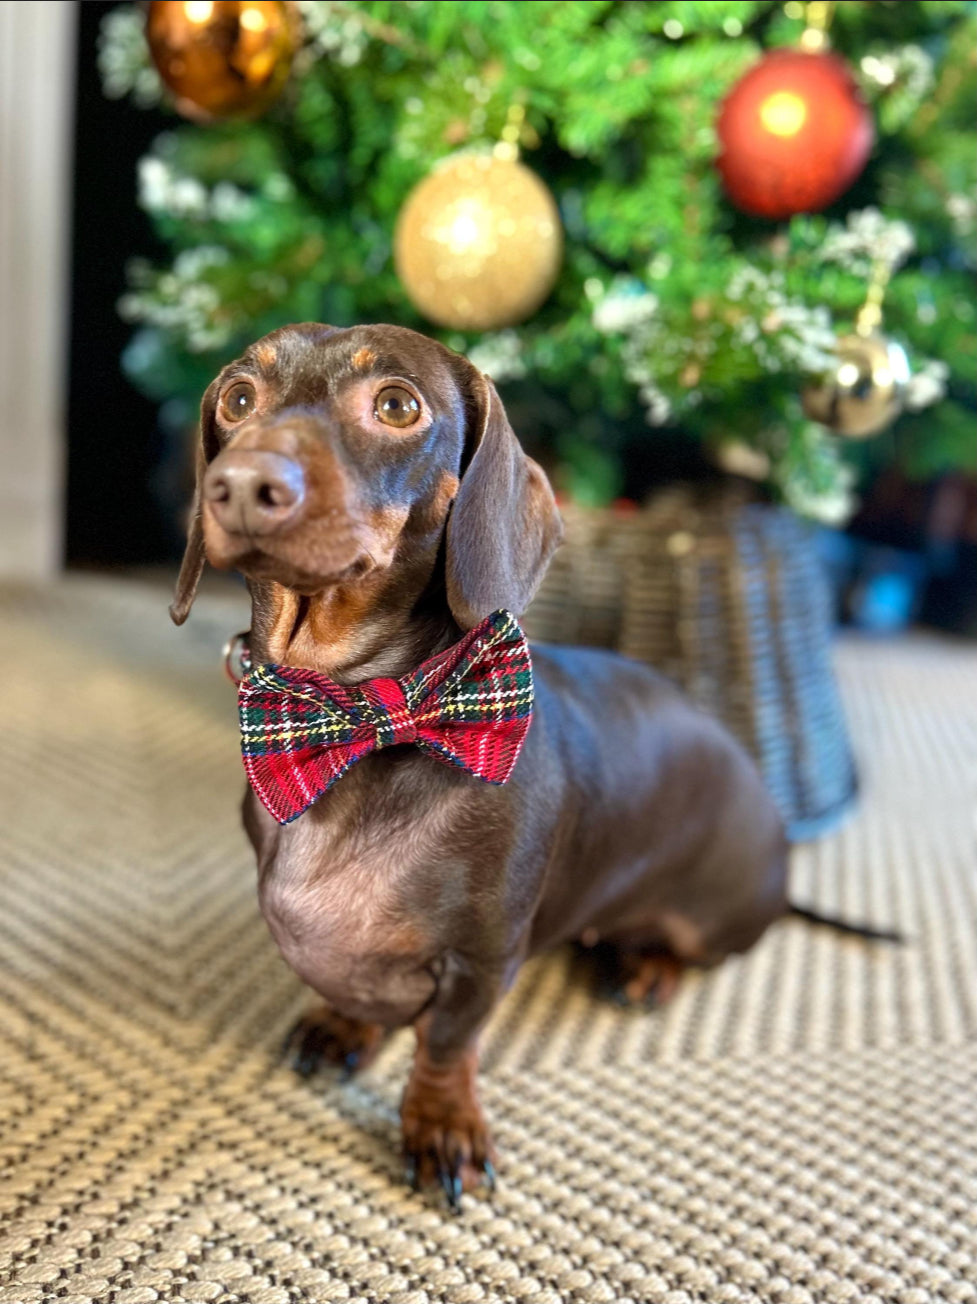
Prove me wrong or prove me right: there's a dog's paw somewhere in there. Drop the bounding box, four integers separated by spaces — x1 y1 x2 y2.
608 951 686 1009
281 1005 386 1078
401 1079 496 1211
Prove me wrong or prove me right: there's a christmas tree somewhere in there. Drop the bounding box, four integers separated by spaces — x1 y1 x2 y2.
100 0 976 521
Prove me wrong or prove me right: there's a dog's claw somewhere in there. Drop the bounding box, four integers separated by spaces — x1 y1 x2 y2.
281 1008 384 1079
440 1166 463 1213
293 1038 324 1078
403 1148 494 1206
280 1023 300 1061
449 1154 464 1210
281 1016 332 1077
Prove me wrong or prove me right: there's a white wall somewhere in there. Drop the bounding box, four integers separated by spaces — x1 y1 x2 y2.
0 0 76 578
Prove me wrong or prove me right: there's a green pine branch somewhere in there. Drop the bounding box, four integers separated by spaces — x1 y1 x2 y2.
101 0 977 518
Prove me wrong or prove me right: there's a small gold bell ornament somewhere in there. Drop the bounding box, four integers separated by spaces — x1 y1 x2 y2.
802 254 910 440
802 330 910 439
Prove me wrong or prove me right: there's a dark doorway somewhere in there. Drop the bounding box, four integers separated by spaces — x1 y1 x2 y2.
67 0 172 566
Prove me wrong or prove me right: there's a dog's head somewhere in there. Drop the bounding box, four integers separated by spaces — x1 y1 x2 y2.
171 323 562 635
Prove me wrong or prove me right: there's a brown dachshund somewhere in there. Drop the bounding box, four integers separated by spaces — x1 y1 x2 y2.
170 322 883 1208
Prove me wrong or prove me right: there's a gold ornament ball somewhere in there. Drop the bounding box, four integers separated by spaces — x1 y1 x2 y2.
394 153 563 332
802 332 910 439
146 0 297 123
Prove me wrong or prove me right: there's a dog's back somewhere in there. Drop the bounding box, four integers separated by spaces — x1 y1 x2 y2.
521 643 789 962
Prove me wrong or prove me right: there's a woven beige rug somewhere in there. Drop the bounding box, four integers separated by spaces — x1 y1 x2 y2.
1 576 975 1304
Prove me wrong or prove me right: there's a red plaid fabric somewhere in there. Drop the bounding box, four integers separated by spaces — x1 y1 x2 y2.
238 610 534 824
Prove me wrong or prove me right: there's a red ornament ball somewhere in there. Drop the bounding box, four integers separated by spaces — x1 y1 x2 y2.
716 49 874 219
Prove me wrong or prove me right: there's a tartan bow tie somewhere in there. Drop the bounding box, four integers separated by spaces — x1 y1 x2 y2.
238 610 534 824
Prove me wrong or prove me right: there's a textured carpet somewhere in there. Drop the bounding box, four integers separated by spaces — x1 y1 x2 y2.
0 575 975 1304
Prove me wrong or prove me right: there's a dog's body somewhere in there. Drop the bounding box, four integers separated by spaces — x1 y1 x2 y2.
245 642 787 1025
172 322 789 1201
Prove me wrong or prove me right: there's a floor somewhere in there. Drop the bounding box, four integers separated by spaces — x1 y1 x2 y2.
0 575 975 1304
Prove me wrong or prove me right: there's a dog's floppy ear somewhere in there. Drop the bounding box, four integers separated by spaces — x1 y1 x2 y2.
169 378 221 626
445 368 563 631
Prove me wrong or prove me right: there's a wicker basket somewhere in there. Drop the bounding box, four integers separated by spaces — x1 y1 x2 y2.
524 486 857 840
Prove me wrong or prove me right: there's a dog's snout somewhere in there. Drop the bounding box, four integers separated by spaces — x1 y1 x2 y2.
204 451 305 537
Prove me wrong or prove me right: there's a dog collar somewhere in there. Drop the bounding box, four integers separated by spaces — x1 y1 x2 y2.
223 630 252 685
232 610 534 824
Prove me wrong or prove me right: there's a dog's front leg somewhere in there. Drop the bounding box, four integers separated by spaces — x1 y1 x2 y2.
401 955 499 1208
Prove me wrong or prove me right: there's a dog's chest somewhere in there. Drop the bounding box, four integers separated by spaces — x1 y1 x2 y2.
255 783 460 1023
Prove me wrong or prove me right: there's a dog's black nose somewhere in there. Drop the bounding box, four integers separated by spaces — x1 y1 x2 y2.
203 451 305 537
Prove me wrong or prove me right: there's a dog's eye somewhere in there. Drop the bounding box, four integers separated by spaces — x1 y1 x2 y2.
220 381 257 423
375 385 420 429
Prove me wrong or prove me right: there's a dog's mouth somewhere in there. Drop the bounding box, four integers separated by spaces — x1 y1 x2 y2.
201 495 381 589
231 548 375 593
